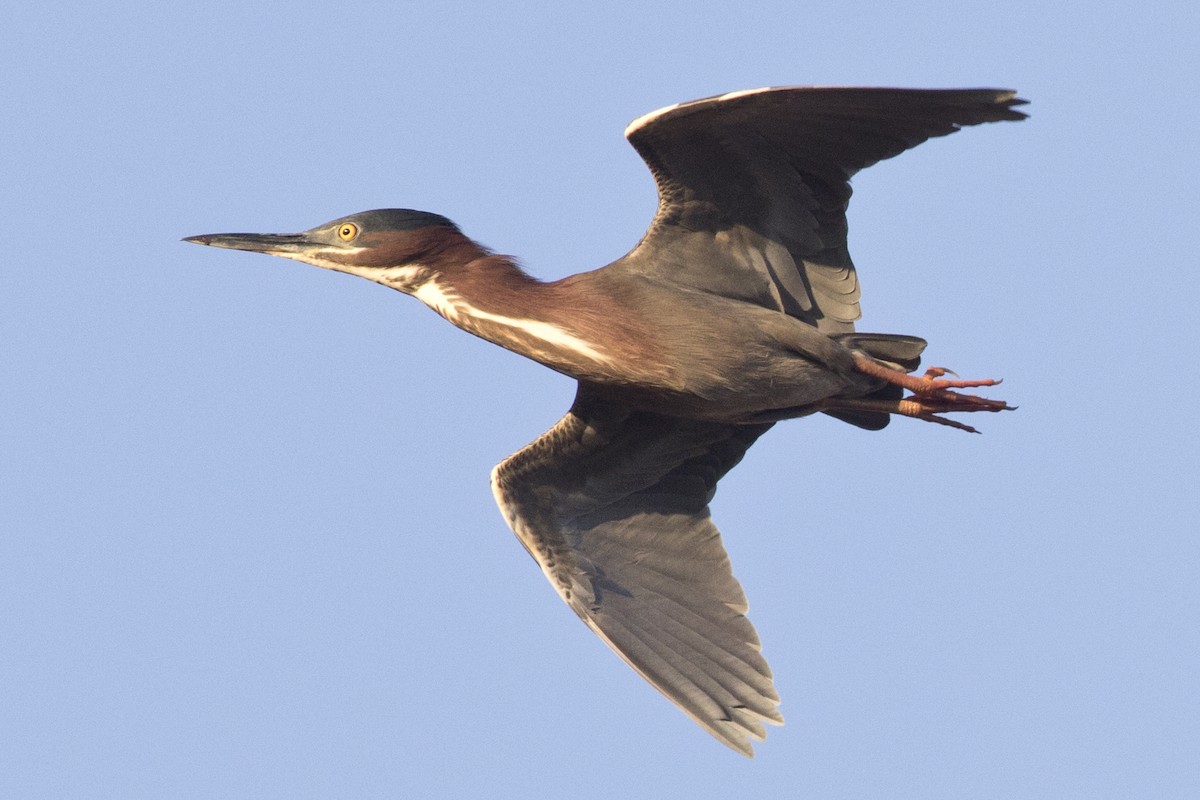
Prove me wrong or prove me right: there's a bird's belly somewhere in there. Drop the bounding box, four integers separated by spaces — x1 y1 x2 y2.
513 290 870 421
589 338 862 423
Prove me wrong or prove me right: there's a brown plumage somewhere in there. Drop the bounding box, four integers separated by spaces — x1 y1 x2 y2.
185 86 1025 755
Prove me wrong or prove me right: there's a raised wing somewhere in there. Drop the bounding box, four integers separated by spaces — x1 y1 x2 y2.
490 385 780 755
618 87 1027 332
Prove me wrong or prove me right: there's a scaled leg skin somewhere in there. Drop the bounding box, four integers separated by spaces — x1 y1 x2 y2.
828 355 1014 433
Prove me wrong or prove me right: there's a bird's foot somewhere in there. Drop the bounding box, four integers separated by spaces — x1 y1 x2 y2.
843 355 1014 433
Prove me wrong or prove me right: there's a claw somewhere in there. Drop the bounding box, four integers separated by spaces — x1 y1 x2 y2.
916 413 981 434
849 354 1013 432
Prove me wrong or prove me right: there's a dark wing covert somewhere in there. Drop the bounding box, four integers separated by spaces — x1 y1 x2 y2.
491 385 780 755
617 87 1027 332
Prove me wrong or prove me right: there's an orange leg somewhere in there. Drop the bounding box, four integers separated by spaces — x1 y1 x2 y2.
838 354 1015 433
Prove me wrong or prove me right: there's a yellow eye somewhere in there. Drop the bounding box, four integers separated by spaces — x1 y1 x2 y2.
337 223 359 241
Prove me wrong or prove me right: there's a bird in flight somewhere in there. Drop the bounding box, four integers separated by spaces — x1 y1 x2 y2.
186 86 1025 756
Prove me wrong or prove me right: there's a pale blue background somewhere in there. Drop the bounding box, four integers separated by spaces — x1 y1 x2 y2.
3 2 1197 797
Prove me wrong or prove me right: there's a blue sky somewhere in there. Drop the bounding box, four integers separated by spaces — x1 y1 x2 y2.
3 1 1197 797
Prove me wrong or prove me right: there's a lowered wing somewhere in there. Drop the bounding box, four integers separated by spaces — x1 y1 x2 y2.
490 385 780 755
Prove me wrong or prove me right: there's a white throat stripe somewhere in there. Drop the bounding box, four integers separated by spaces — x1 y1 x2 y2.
413 282 611 365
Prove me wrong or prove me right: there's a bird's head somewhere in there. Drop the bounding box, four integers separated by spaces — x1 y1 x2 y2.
184 209 463 290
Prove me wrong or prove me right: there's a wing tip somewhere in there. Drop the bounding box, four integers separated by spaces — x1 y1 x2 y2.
710 704 787 758
969 88 1029 122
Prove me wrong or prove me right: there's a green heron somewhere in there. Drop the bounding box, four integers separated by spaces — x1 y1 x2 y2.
186 87 1025 756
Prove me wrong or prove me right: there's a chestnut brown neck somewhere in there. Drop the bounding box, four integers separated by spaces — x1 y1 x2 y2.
374 229 659 383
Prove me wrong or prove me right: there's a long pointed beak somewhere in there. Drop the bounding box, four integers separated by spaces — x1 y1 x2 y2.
182 232 311 256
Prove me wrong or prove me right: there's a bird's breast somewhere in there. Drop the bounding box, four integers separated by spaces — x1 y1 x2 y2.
411 280 623 377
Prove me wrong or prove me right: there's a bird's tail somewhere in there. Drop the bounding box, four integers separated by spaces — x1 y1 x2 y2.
824 333 927 430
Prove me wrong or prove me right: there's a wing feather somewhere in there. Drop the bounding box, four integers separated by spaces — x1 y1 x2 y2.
491 386 780 755
616 86 1026 332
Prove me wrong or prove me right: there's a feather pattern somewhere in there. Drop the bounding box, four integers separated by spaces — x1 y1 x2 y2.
617 86 1027 332
491 385 780 755
186 86 1025 755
